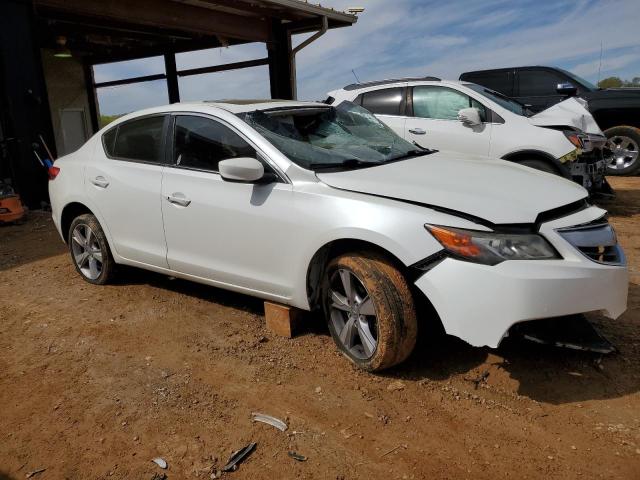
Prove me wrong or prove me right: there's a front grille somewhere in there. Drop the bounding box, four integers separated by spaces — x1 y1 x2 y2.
556 218 625 266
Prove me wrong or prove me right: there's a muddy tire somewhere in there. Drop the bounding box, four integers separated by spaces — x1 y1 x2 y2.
68 214 115 285
322 251 417 372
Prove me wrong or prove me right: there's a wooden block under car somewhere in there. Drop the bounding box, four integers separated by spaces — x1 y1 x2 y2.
264 302 301 338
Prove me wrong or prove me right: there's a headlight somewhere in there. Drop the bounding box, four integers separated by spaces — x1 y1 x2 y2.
425 225 560 266
564 131 584 149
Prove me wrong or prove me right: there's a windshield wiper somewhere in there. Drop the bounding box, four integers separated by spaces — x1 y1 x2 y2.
390 147 436 162
309 158 380 171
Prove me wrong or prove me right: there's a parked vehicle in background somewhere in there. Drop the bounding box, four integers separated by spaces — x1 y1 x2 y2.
460 66 640 175
49 100 627 372
327 77 611 194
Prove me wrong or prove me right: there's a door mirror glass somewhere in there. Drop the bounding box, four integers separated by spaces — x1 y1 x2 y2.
556 82 577 96
219 157 265 183
457 107 482 126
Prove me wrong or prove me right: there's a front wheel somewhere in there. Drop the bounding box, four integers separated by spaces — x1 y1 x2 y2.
68 214 115 285
604 126 640 175
323 252 417 372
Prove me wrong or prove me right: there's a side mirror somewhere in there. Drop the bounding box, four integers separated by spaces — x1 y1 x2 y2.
556 82 577 96
457 107 482 127
219 157 265 183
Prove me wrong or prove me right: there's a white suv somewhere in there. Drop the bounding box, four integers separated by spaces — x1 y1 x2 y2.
327 77 610 193
49 100 627 371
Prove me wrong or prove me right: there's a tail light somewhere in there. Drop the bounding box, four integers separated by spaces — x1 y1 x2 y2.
48 166 60 180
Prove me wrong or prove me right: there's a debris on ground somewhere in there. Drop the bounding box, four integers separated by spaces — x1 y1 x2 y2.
288 451 307 462
387 380 405 391
465 370 490 389
222 442 257 472
251 412 288 431
25 468 46 478
150 473 167 480
152 458 168 469
381 444 407 457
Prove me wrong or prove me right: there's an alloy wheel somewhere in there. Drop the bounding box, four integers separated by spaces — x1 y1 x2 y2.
606 135 639 171
71 223 103 280
328 269 378 359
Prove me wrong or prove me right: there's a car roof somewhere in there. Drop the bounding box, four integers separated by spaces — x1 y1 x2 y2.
111 100 328 123
342 76 441 91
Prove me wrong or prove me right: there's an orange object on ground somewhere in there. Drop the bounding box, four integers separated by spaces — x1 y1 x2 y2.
0 194 25 223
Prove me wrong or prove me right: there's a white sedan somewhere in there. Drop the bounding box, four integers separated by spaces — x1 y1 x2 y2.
48 100 628 371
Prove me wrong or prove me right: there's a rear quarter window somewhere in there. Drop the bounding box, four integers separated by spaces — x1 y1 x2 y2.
102 115 166 163
360 87 405 116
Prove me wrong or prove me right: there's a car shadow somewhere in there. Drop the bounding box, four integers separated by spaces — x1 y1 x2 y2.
595 182 640 217
384 282 640 405
115 264 639 406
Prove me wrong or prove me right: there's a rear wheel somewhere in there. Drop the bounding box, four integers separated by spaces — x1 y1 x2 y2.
68 214 115 285
604 126 640 175
323 252 417 371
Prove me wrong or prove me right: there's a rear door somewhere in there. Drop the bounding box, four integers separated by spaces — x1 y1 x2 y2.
160 114 295 297
405 85 492 155
356 86 407 136
85 115 169 268
515 68 569 112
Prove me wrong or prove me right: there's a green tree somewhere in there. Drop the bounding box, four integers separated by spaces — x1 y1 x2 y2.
598 76 623 88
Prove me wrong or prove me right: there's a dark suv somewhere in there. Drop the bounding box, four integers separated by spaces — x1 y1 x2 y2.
460 66 640 175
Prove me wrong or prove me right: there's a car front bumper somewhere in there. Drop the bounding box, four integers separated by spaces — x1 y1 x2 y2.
415 257 628 348
414 206 628 348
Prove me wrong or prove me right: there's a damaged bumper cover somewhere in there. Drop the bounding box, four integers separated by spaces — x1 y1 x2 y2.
414 209 628 348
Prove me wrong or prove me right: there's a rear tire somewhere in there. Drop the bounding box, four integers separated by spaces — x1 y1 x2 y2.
68 214 115 285
604 126 640 175
322 251 417 372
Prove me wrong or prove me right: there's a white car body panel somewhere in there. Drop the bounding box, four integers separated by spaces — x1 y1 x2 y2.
48 101 627 350
318 153 586 224
528 97 602 134
328 80 604 161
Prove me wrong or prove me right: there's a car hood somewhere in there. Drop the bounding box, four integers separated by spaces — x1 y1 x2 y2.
528 98 603 135
317 152 587 224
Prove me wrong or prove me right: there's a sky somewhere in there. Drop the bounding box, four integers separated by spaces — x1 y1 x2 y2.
94 0 640 116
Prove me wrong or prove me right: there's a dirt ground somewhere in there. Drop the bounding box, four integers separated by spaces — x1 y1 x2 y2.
1 177 640 480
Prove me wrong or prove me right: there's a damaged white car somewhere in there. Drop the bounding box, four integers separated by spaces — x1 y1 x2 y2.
49 100 628 371
327 78 612 195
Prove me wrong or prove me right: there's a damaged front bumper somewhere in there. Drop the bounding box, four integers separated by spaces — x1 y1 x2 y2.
413 208 628 349
567 134 613 196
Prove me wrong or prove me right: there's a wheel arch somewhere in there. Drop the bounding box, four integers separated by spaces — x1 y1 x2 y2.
60 202 96 243
501 149 570 178
305 238 413 311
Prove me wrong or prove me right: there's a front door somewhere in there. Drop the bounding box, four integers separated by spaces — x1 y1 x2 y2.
161 114 294 297
405 85 492 155
85 114 169 268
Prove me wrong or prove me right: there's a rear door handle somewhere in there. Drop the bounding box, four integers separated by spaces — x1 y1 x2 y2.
91 176 109 188
409 128 426 135
167 193 191 207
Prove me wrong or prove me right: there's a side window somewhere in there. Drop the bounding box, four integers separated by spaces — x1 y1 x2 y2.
110 116 166 163
360 87 404 115
518 70 565 96
413 86 485 121
174 115 255 172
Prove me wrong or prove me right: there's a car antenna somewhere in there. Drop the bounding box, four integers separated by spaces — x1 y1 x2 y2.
351 69 361 84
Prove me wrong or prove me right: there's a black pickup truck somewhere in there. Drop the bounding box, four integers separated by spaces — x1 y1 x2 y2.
460 66 640 175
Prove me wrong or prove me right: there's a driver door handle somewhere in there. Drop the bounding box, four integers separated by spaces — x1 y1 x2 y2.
409 128 426 135
167 193 191 207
